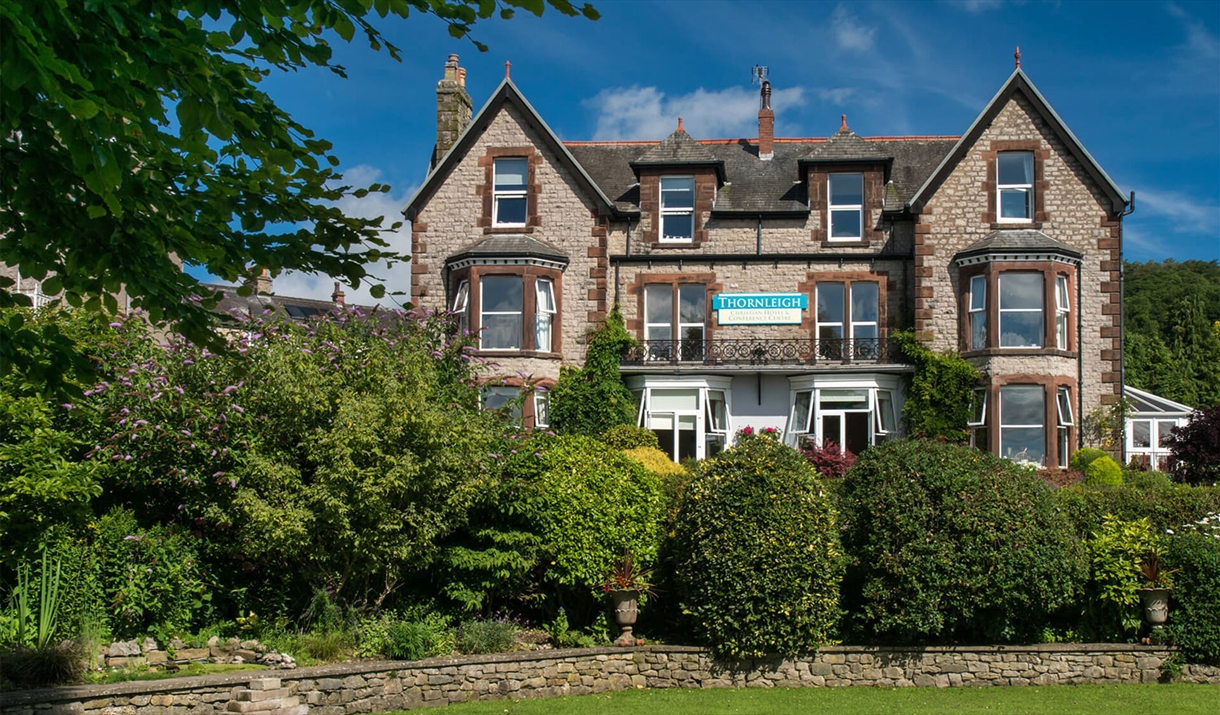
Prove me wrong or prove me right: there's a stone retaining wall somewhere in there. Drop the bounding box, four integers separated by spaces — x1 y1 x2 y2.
3 645 1217 714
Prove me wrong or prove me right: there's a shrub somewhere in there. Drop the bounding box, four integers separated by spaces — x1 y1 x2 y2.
622 446 690 519
601 424 659 450
383 613 454 661
1085 456 1124 487
456 616 518 655
1164 531 1220 665
892 330 981 442
1070 447 1110 473
840 439 1086 644
0 642 85 689
798 439 856 479
1126 470 1174 490
1056 485 1220 540
670 430 842 658
549 312 637 436
1166 406 1220 486
1083 515 1157 638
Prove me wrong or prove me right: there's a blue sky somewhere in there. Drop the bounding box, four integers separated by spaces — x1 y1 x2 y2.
233 0 1219 303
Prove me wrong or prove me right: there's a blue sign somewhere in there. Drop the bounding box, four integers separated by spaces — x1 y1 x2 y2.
713 293 807 325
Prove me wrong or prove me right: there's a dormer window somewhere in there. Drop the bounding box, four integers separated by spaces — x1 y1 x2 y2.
493 157 528 226
997 152 1034 222
660 176 695 241
828 173 864 241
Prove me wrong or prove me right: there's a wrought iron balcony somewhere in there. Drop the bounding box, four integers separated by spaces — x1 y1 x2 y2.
620 337 904 367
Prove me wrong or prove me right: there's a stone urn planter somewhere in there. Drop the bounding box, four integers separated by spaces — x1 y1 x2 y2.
609 589 640 646
1138 587 1171 626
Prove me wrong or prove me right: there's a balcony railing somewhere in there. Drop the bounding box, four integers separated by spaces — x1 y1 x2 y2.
621 337 903 367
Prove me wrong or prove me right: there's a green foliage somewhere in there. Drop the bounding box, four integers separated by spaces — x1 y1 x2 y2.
1164 529 1220 665
1055 485 1220 540
1085 456 1124 487
1070 447 1110 473
456 616 518 655
3 549 62 649
622 447 691 522
670 430 842 658
384 615 455 661
437 435 663 614
892 331 980 442
841 439 1085 644
1125 470 1174 490
601 424 659 450
0 0 597 388
0 641 85 689
550 311 638 436
1124 260 1220 408
1166 406 1220 486
1084 515 1156 637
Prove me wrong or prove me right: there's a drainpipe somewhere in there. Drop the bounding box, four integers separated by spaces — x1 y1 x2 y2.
756 214 763 255
616 219 632 308
1077 259 1083 455
1117 191 1135 464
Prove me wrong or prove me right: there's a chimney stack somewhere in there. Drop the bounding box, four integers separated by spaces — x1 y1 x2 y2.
433 54 473 169
758 80 774 160
332 281 345 308
253 268 272 295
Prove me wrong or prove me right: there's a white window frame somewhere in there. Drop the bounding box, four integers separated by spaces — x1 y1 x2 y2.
996 151 1034 224
850 282 879 342
452 280 470 334
659 176 695 242
492 157 528 227
816 282 845 358
1055 274 1070 351
533 388 549 429
969 275 986 350
786 375 904 452
999 384 1045 466
790 390 814 446
677 284 706 360
874 389 897 441
535 278 556 352
828 173 864 241
968 387 988 450
644 284 674 359
999 272 1044 348
627 377 733 463
479 275 523 351
1057 386 1073 468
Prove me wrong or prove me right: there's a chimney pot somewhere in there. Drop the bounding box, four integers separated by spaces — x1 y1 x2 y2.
332 281 345 307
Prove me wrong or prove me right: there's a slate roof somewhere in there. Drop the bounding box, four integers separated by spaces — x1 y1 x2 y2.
955 229 1083 260
631 127 723 168
566 136 957 215
203 283 357 321
446 234 569 264
801 126 893 163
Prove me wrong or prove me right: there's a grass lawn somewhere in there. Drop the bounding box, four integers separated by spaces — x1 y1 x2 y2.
407 683 1218 715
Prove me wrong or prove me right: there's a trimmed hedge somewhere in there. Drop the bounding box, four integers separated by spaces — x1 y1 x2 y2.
670 431 842 658
602 425 660 450
1070 447 1110 473
1164 530 1220 665
841 439 1086 644
1056 484 1220 540
1085 456 1124 487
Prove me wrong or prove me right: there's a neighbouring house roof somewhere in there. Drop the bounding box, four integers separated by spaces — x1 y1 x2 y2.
955 229 1083 261
204 283 356 321
907 68 1128 213
1125 385 1196 416
445 234 570 265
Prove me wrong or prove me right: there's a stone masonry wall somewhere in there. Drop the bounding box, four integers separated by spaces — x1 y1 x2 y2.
4 645 1216 715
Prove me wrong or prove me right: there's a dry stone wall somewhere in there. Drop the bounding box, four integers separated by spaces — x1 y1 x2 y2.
4 645 1216 715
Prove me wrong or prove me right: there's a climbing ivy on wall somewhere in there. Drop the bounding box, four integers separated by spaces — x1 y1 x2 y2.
549 309 637 436
893 330 981 443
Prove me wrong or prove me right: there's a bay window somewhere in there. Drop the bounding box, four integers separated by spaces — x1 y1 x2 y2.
480 275 524 350
1056 386 1073 468
660 176 695 241
630 379 732 462
787 378 901 455
999 272 1043 348
481 386 522 419
493 158 528 226
968 275 986 350
452 280 470 333
829 173 864 240
999 385 1045 466
997 152 1034 222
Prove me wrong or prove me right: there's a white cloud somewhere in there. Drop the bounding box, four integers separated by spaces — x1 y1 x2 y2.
814 87 858 105
270 165 416 307
1167 2 1220 60
944 0 1006 12
832 5 876 51
1135 187 1219 234
584 85 806 141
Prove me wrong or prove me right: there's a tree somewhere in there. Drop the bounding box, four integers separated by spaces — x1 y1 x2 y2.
550 310 637 436
0 0 597 385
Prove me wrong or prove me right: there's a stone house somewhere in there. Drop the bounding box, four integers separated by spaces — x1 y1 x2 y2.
404 54 1131 467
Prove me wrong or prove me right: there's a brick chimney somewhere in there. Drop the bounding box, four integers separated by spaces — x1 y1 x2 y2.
331 281 345 307
432 54 473 169
254 268 272 295
758 79 774 161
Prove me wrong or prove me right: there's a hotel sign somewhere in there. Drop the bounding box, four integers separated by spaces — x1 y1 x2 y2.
713 293 808 325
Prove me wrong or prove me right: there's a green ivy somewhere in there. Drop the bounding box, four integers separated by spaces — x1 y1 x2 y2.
892 331 980 442
550 310 637 436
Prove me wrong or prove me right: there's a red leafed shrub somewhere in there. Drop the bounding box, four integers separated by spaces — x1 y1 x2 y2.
1166 406 1220 486
799 439 856 479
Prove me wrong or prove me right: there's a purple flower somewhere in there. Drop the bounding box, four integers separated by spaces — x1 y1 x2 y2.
109 322 122 328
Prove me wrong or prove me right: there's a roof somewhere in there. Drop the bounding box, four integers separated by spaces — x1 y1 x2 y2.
955 229 1083 260
800 124 892 163
630 127 725 178
445 234 570 264
203 283 359 322
908 68 1127 213
1125 385 1196 416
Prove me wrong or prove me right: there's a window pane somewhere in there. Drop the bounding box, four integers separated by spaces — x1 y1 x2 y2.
1001 426 1045 464
792 392 812 434
651 388 699 412
707 390 727 432
660 177 695 208
970 389 988 426
819 324 844 340
662 213 693 239
496 196 527 225
829 173 863 205
1000 273 1043 309
679 285 705 323
1058 428 1070 468
494 158 528 189
1132 421 1151 449
1057 388 1073 426
535 313 552 352
649 413 674 430
1157 421 1177 446
483 386 521 419
817 283 844 324
998 152 1033 184
1000 312 1044 347
999 189 1031 219
645 284 673 325
970 313 986 350
852 282 879 323
482 276 523 313
830 209 861 238
534 390 549 427
647 324 672 345
1056 275 1070 309
878 391 896 432
853 324 878 341
970 275 986 311
453 280 469 311
1002 385 1044 426
820 389 869 410
481 314 522 350
536 279 555 312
